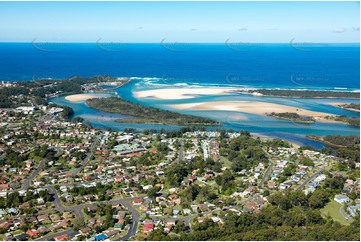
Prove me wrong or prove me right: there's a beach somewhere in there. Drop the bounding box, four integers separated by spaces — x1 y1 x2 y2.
133 88 235 100
170 101 340 123
65 93 111 102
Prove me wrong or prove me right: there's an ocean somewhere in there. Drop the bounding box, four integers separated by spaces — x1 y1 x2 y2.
0 43 359 91
1 43 360 147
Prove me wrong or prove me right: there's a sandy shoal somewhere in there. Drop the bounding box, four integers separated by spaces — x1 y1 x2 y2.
323 102 360 112
133 88 235 100
65 94 109 102
322 102 348 106
170 101 339 123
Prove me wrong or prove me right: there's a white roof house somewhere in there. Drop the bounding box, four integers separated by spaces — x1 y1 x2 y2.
334 194 350 204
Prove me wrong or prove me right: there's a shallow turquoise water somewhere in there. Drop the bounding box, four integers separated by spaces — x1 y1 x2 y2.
50 78 359 148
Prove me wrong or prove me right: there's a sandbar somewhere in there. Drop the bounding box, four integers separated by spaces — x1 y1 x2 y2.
65 94 111 102
133 88 235 100
170 101 340 123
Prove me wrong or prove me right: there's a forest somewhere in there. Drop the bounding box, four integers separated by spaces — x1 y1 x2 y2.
146 189 360 241
268 112 315 123
86 97 220 126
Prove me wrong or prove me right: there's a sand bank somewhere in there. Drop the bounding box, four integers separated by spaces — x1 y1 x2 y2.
133 88 235 100
65 94 110 102
170 101 340 123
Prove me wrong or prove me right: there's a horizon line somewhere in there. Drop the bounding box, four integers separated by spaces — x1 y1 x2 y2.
0 41 360 44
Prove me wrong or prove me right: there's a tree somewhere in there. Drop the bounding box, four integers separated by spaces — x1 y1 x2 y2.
300 156 315 167
308 189 329 209
174 220 188 233
147 186 160 200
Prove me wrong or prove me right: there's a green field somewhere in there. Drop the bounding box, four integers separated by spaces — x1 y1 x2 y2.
320 200 350 226
220 156 232 168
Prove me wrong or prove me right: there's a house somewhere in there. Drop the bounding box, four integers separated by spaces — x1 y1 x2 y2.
26 229 39 238
54 234 69 241
19 203 30 209
334 194 350 204
267 180 277 189
105 230 119 238
8 208 18 214
37 197 45 204
3 235 14 241
243 201 260 212
55 220 69 229
347 203 360 217
0 221 10 230
133 198 143 206
37 214 50 223
116 218 125 228
38 227 49 234
143 220 155 233
88 218 96 227
118 211 126 219
14 233 28 241
50 213 61 222
79 227 91 235
87 205 97 212
187 176 197 184
0 184 9 191
62 211 74 220
197 217 205 223
183 208 192 215
97 218 104 226
204 171 215 179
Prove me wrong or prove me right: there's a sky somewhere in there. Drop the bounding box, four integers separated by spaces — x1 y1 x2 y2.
0 1 359 43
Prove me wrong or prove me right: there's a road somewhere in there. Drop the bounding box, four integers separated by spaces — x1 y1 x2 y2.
339 205 353 222
258 161 274 189
22 160 46 190
178 139 184 161
35 228 75 241
45 185 143 240
116 199 140 240
71 133 101 175
296 168 323 191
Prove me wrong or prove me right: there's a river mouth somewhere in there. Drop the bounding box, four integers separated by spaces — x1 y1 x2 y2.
50 79 359 149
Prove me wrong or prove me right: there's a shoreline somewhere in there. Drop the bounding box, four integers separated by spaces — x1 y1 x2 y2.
251 132 301 148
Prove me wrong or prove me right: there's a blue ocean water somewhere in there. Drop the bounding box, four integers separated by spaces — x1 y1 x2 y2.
0 43 359 91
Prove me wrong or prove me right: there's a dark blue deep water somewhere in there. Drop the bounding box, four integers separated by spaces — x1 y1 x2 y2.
0 43 359 91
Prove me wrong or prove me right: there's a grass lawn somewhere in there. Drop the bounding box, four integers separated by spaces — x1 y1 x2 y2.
220 156 232 168
12 230 24 236
320 200 350 226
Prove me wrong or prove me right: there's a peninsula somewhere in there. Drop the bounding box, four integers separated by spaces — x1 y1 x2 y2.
86 96 221 125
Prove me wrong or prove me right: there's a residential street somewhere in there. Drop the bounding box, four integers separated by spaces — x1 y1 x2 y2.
22 160 46 190
296 168 323 191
